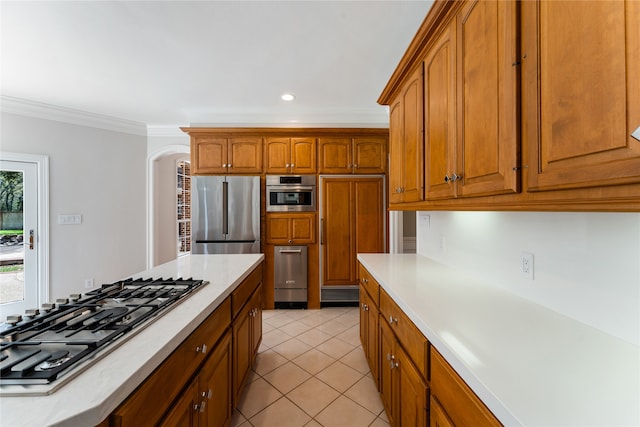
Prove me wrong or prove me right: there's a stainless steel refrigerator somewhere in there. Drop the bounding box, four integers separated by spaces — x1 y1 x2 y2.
191 176 261 254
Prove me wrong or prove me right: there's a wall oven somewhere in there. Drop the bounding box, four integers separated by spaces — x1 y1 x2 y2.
266 175 316 212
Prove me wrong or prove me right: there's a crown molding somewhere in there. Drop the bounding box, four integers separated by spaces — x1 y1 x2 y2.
0 96 148 136
146 125 189 138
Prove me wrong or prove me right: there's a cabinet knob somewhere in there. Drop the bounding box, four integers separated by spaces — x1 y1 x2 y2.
389 315 398 325
228 164 232 168
290 164 294 168
354 164 358 169
196 344 208 354
202 389 213 399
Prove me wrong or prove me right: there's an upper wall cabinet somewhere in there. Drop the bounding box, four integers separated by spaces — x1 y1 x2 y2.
379 0 640 211
190 136 263 175
318 137 387 174
265 137 316 174
389 65 424 203
523 0 640 191
425 0 519 200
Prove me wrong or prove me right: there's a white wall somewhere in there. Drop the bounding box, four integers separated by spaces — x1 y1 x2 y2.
415 211 640 345
1 112 147 299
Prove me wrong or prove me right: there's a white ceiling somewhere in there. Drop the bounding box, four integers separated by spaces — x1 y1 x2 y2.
1 1 433 129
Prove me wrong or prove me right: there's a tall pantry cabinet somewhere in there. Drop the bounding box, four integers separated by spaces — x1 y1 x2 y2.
321 177 385 288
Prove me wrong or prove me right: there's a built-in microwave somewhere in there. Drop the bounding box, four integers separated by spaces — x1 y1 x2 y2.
266 175 316 212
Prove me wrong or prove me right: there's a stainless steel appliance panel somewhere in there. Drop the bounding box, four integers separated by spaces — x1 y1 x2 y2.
266 175 316 212
274 246 307 304
191 175 260 254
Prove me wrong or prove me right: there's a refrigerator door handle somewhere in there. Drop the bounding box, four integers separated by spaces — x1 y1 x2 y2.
222 181 228 235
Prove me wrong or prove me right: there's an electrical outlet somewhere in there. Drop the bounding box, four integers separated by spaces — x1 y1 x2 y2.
439 236 446 252
521 252 534 280
419 213 430 228
85 278 94 289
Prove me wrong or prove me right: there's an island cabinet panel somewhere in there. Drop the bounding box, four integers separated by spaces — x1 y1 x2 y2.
110 298 232 427
160 331 232 427
109 262 263 427
232 280 262 404
265 137 316 174
524 0 640 191
431 348 502 427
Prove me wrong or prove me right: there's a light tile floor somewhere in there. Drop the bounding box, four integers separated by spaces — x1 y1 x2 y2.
231 307 389 427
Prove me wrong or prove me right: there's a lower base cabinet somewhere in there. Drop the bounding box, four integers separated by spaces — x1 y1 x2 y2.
160 331 232 427
358 262 502 427
380 319 428 426
109 263 263 427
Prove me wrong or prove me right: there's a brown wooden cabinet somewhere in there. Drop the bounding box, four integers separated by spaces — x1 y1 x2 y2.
318 137 386 174
389 65 424 203
523 0 640 192
232 281 262 404
321 177 384 287
429 396 455 427
160 331 232 427
265 137 316 174
380 0 639 211
191 136 263 174
425 0 519 199
109 263 263 427
266 213 316 245
430 348 501 427
110 298 232 426
359 280 379 386
380 318 429 427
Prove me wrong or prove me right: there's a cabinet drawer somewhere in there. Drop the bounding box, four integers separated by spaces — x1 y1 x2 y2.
111 298 231 426
379 288 427 379
358 264 379 306
431 348 502 427
231 264 263 318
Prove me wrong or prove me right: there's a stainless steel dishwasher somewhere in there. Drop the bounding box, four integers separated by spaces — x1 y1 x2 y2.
274 245 308 308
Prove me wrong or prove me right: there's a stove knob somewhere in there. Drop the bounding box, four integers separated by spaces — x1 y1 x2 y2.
6 314 22 325
41 302 56 312
70 294 82 302
56 298 69 305
25 308 40 317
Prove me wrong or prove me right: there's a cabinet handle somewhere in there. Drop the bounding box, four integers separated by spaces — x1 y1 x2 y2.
196 344 208 354
388 315 398 325
445 173 462 183
202 389 213 399
320 219 325 245
387 353 398 369
198 401 207 413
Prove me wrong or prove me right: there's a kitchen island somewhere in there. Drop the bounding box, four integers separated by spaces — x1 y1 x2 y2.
358 253 639 427
0 253 264 427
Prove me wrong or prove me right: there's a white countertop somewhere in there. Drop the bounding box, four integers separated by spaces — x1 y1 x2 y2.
357 253 640 427
0 254 264 427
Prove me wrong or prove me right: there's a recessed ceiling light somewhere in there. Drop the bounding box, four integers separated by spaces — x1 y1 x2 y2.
281 93 295 101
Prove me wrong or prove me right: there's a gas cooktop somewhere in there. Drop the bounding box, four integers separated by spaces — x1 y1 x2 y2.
0 277 207 395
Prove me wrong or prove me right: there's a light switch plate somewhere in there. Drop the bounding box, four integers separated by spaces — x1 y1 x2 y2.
631 126 640 142
58 214 82 225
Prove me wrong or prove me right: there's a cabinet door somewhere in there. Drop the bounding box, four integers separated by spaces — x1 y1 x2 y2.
160 382 197 427
354 178 385 255
400 66 424 202
353 137 386 174
379 319 398 425
525 0 640 191
265 137 290 174
456 0 519 197
424 21 457 200
192 137 228 174
389 99 405 204
250 284 262 357
198 331 232 427
266 213 315 244
291 138 317 173
228 137 263 173
321 179 354 286
430 396 455 427
232 302 252 403
318 138 353 173
396 345 428 427
360 286 380 387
